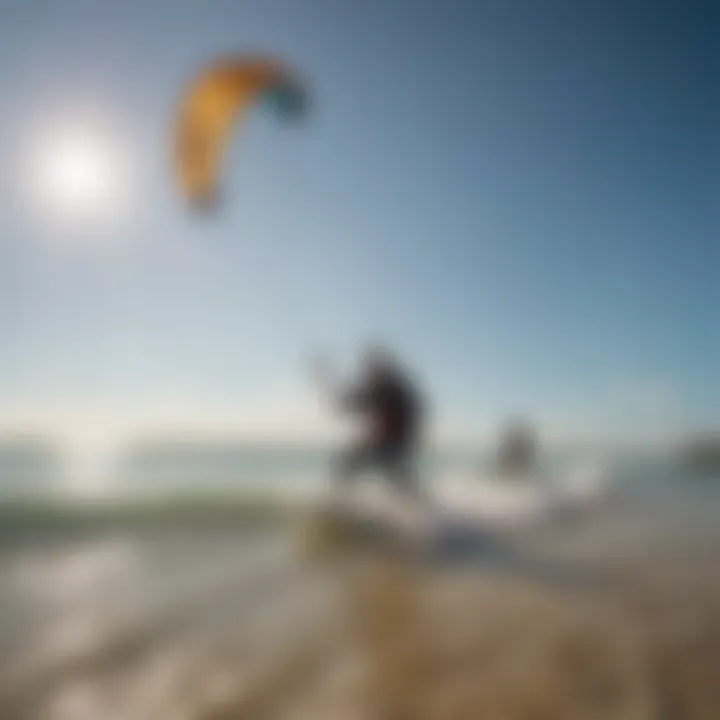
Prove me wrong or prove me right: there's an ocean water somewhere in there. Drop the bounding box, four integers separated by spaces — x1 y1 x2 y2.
1 440 720 568
1 440 719 505
114 443 612 490
112 445 719 508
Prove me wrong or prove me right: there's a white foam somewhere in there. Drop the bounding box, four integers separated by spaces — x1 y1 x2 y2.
302 463 615 533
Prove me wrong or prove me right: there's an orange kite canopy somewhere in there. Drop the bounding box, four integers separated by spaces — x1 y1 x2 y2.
175 55 308 210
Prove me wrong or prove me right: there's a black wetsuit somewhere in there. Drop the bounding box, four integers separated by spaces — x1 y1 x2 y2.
336 373 423 494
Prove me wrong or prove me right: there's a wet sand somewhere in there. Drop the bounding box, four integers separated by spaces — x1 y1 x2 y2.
0 498 718 719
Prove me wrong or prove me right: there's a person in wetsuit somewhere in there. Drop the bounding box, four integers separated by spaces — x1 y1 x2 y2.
314 346 424 499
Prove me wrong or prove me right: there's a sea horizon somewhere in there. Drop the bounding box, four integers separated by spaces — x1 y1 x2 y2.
0 428 706 501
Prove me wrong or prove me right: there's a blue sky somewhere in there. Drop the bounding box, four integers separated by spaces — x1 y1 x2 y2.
0 0 717 446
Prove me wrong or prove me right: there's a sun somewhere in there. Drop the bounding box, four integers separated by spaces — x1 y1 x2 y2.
31 127 128 222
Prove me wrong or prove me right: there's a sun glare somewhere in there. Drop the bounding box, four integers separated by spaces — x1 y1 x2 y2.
31 128 127 222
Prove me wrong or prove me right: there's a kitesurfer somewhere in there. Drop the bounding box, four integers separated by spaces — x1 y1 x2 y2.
313 346 425 502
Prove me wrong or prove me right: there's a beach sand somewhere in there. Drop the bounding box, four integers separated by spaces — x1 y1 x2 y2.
0 501 718 720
